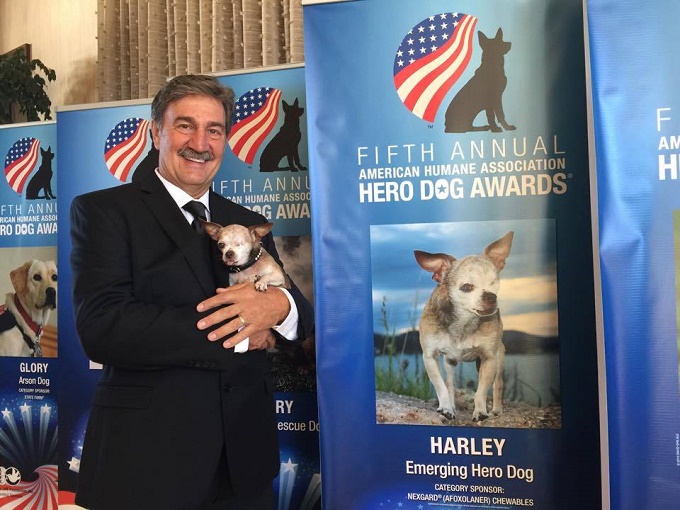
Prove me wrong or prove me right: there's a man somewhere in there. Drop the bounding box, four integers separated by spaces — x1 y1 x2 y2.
70 75 314 509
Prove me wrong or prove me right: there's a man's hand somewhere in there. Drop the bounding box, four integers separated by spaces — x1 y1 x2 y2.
248 330 277 350
196 282 290 349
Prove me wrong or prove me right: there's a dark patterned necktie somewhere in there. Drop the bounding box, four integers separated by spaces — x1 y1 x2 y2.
183 200 207 234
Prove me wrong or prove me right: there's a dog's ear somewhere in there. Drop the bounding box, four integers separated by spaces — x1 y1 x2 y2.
478 31 490 48
250 223 274 240
198 219 223 241
414 250 456 283
10 261 32 294
484 231 514 271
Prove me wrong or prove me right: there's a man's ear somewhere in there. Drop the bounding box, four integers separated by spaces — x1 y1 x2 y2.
151 121 161 150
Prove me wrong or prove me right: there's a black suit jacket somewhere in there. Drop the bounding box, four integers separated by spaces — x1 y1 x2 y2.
70 171 314 509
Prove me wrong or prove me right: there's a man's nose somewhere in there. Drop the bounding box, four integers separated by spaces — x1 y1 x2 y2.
189 128 212 149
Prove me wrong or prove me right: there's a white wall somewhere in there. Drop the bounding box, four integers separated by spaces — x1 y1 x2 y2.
0 0 98 113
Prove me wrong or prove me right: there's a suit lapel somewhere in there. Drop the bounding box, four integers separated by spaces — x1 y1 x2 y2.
139 172 216 296
209 192 238 288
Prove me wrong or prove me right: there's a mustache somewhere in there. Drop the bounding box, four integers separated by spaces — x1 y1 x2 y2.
177 147 214 162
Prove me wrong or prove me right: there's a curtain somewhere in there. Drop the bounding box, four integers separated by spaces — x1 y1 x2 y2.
96 0 305 102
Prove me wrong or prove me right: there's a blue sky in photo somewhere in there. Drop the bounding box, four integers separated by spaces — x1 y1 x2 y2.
370 218 558 337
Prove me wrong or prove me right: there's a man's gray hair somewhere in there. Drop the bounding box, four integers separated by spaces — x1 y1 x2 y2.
151 74 235 134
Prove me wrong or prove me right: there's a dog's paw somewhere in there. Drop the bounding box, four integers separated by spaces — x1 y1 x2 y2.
254 282 268 292
472 410 489 422
437 407 456 420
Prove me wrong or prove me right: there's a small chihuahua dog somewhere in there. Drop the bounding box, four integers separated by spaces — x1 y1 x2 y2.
200 220 290 292
414 231 513 422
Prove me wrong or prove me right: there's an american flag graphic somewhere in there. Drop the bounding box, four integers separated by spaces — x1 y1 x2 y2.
393 12 478 122
104 117 150 182
0 465 58 509
4 137 40 194
228 87 282 164
0 399 58 508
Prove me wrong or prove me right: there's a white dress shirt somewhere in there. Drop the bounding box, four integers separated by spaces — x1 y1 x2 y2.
155 170 299 351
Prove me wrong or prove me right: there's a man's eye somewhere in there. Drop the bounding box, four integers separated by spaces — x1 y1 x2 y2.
175 124 194 134
208 128 224 139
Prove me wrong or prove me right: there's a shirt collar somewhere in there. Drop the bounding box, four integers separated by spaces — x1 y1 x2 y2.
155 169 210 220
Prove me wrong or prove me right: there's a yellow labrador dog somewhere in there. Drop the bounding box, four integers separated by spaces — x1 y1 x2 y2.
0 260 57 357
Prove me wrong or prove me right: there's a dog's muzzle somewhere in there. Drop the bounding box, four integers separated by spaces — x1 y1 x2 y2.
473 291 498 317
44 287 57 309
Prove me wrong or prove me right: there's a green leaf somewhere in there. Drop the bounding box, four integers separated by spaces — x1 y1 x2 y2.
0 48 56 124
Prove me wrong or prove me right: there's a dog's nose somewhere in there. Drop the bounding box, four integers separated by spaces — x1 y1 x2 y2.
45 287 57 308
482 291 497 306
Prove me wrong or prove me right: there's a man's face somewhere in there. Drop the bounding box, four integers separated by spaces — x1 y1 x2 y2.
152 94 228 198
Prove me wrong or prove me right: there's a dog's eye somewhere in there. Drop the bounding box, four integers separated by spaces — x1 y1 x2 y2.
51 274 58 282
218 242 225 249
459 283 474 293
33 274 42 282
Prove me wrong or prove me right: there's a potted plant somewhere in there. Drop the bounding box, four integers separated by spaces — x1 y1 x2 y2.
0 44 56 124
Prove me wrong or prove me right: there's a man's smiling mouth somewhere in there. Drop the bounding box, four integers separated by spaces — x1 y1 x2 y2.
178 147 214 163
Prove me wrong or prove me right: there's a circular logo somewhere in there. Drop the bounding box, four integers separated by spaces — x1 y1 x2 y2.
0 466 21 485
104 117 151 182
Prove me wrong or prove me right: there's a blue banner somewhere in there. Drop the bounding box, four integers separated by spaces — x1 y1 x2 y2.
0 121 58 507
56 65 319 509
304 0 600 508
587 0 680 508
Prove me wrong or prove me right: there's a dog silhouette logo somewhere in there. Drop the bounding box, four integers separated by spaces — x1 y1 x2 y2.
258 98 307 173
444 28 516 133
4 137 40 195
26 146 56 200
393 13 515 133
228 87 307 173
104 117 151 182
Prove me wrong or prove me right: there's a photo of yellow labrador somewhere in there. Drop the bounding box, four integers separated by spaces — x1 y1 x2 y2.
414 232 513 421
0 260 57 357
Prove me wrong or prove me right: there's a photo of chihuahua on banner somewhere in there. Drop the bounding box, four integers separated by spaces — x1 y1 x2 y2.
372 219 560 428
